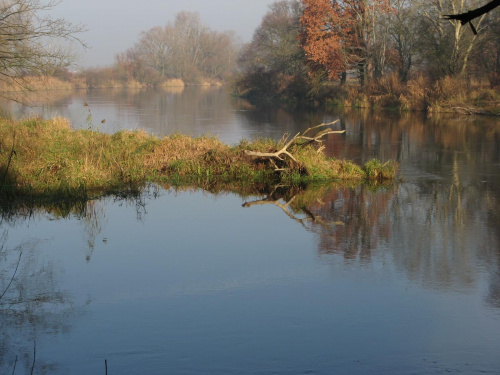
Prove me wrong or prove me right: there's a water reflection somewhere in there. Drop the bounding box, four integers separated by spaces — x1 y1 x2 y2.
241 181 500 299
3 89 499 175
1 88 500 372
6 176 496 304
1 177 499 373
325 109 500 175
1 89 499 293
0 231 82 374
1 87 342 144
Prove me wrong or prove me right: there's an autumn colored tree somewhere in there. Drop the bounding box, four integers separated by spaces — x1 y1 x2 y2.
300 0 355 82
300 0 394 84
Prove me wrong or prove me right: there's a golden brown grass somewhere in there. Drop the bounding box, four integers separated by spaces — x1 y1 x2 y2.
0 117 397 202
159 78 185 87
0 76 87 92
328 75 500 114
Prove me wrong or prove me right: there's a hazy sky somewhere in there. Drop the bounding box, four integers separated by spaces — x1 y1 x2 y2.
49 0 276 68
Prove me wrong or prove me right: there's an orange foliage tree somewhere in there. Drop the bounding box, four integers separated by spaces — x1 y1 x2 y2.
300 0 356 81
300 0 394 84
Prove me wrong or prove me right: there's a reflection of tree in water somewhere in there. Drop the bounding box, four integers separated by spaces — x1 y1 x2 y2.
81 200 106 262
245 178 500 305
0 192 150 372
0 231 81 374
72 194 147 261
243 183 394 262
0 90 80 119
325 109 500 168
2 198 108 262
312 186 393 262
318 109 500 303
485 194 500 309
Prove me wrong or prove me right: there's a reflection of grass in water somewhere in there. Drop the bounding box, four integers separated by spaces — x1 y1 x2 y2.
0 116 397 204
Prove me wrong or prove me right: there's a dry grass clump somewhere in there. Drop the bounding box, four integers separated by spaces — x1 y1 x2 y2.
399 76 428 111
0 76 76 93
0 118 160 197
145 134 247 177
160 78 185 87
289 145 364 181
330 75 500 114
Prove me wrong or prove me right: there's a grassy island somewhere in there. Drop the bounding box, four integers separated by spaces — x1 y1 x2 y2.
0 117 397 204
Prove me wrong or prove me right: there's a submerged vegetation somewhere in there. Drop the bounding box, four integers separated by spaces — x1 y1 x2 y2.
0 117 397 206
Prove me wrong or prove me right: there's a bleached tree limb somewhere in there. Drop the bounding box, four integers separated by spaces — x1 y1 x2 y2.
244 134 300 162
244 121 345 169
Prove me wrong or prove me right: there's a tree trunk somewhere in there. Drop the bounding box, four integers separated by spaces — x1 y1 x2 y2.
340 71 347 85
497 41 500 75
358 61 366 86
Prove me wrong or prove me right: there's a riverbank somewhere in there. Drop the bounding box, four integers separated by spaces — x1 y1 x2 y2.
4 75 499 115
0 75 220 93
331 75 500 115
0 117 396 204
234 73 500 115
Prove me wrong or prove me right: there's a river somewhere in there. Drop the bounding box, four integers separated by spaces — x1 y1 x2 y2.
1 87 499 374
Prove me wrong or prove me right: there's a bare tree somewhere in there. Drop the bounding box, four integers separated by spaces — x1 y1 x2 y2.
126 11 238 83
240 0 304 75
199 30 240 79
387 0 419 81
416 0 487 76
0 0 86 89
135 25 176 79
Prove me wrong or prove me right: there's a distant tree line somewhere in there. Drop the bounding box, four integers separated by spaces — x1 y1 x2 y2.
94 12 240 86
235 0 500 102
2 0 498 104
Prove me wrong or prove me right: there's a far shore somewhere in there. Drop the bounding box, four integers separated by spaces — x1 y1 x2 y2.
1 75 499 116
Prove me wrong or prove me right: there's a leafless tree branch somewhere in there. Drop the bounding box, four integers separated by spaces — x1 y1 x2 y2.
443 0 500 34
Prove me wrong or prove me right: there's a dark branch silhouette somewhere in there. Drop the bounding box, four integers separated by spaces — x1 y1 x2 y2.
443 0 500 34
0 251 22 301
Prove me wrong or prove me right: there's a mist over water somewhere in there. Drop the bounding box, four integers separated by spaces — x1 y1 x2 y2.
1 87 499 374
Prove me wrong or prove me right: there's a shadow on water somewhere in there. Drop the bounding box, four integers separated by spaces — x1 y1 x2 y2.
0 191 151 373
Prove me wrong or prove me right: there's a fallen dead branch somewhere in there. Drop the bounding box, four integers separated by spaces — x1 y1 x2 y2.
244 120 345 167
448 106 500 116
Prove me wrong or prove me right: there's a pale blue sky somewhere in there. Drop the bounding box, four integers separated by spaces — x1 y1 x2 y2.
51 0 276 68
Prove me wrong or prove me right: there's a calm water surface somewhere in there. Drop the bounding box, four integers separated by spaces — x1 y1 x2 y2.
1 87 500 374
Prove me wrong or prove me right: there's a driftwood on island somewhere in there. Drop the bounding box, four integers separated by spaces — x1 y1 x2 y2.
244 120 345 170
